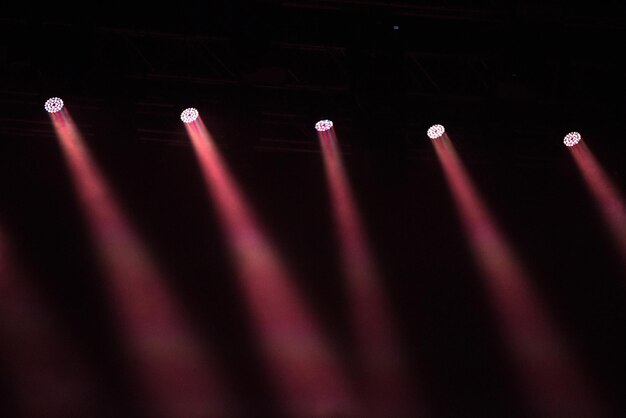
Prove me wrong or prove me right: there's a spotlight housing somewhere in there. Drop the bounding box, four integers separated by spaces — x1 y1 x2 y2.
315 119 333 132
44 97 64 113
427 124 445 139
563 132 581 147
181 108 199 124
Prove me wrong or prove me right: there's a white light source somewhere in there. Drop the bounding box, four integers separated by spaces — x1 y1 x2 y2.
563 132 581 147
427 124 445 139
44 97 64 113
315 119 333 132
181 108 199 124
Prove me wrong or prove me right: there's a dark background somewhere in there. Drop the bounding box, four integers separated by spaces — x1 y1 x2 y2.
1 1 625 417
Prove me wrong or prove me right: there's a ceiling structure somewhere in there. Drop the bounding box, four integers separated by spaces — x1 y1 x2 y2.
1 1 625 155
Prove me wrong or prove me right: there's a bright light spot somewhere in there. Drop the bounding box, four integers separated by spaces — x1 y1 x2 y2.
315 119 334 132
427 124 445 139
181 108 199 124
564 132 581 147
44 97 64 113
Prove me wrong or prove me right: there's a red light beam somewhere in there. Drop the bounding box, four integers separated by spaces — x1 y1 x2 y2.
0 223 100 418
432 134 606 418
185 118 355 417
50 110 229 418
569 139 626 267
317 129 422 417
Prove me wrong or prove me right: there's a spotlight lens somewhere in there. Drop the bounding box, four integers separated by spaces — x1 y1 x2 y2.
44 97 64 113
426 125 446 139
563 132 581 147
315 119 334 132
427 124 445 139
181 108 199 124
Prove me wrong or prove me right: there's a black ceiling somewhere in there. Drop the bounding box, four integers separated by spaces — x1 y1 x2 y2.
2 1 625 154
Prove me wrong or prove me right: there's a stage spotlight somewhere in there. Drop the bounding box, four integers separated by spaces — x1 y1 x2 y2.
181 108 199 124
564 132 581 147
44 97 64 114
315 119 334 132
427 124 445 139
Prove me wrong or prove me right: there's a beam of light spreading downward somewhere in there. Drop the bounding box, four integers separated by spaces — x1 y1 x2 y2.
49 109 229 418
568 138 626 267
0 223 99 418
185 117 354 417
317 127 422 417
432 133 606 418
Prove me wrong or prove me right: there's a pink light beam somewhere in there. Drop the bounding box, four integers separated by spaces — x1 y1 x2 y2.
317 127 422 417
185 117 355 417
0 223 99 418
49 109 230 418
432 133 606 418
569 138 626 267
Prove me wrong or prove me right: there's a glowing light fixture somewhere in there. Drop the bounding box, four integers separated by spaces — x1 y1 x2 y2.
563 132 581 147
44 97 64 114
181 108 199 124
427 124 445 139
315 119 333 132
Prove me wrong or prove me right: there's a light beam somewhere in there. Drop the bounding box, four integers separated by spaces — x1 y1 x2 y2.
568 138 626 267
317 127 422 417
0 223 99 418
49 109 229 418
185 117 355 417
432 133 606 418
